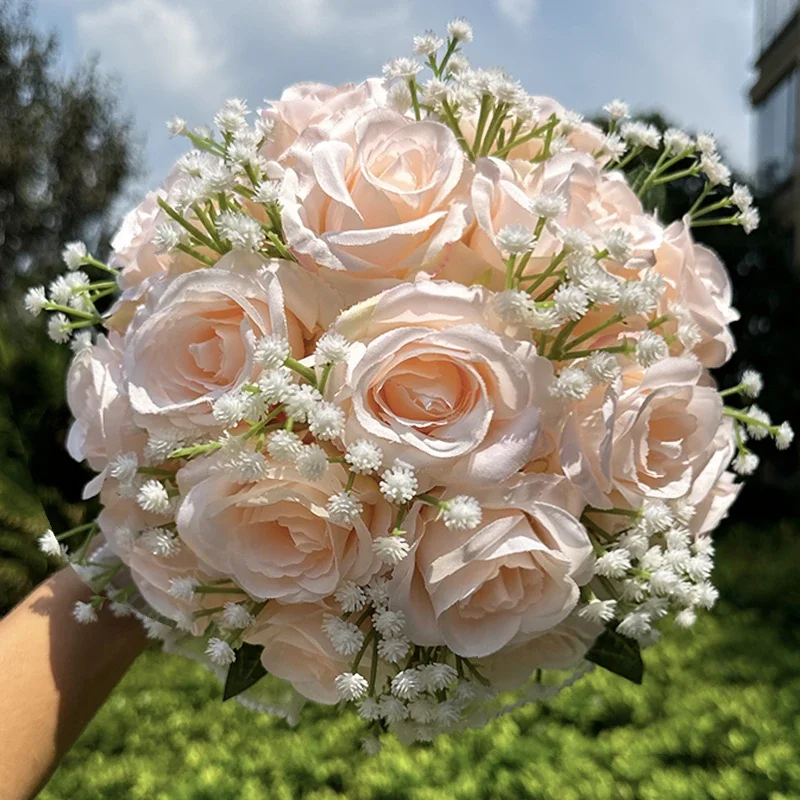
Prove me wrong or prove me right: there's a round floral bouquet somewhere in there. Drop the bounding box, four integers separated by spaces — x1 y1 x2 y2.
28 17 791 747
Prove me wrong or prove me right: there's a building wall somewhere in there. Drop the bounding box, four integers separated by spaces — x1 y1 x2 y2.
751 3 800 259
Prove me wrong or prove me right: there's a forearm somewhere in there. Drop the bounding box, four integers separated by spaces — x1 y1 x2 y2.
0 567 147 800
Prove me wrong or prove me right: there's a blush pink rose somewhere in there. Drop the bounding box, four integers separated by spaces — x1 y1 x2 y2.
66 332 146 497
684 418 740 536
690 471 741 537
388 474 593 658
245 601 350 704
109 164 203 296
454 152 661 292
458 156 568 286
111 188 172 292
560 358 725 509
330 280 557 490
477 615 602 690
652 218 739 368
97 487 220 630
281 109 471 304
123 258 324 431
175 457 387 603
260 79 387 164
565 163 663 273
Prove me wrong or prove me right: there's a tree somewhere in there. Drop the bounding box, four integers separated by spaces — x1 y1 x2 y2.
0 0 137 612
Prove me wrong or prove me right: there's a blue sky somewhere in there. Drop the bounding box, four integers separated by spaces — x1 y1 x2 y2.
36 0 755 205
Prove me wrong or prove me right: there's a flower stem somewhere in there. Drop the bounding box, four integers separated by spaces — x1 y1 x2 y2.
284 357 317 385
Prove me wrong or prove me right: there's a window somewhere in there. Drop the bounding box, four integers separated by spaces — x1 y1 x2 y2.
756 0 799 52
756 70 797 190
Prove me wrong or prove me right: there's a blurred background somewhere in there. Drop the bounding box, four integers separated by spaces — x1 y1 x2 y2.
1 0 799 797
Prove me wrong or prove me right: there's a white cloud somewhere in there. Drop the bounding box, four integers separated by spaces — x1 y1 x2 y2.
495 0 538 27
75 0 228 102
273 0 412 41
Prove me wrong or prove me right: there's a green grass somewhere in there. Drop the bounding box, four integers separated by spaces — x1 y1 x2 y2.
40 524 800 800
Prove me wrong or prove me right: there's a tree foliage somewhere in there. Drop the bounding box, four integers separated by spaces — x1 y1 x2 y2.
0 0 136 612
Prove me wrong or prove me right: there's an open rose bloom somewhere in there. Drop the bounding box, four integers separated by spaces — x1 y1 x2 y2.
31 17 792 747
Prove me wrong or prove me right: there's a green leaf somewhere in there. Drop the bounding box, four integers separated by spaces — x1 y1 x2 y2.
585 627 644 684
222 642 268 701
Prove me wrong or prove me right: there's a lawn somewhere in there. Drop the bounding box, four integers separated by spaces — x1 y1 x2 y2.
40 524 800 800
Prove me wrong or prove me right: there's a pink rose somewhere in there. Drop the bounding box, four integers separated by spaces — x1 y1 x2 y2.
111 189 171 292
123 258 320 430
565 165 663 272
110 164 201 296
175 457 387 603
561 358 725 508
690 471 741 537
389 474 593 658
260 79 387 163
478 615 602 690
66 332 146 497
330 280 556 489
97 488 220 630
245 601 350 704
461 156 568 286
281 109 471 304
456 153 661 291
685 418 740 536
652 218 738 368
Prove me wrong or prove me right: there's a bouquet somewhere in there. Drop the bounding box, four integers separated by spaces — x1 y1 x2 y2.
27 17 791 747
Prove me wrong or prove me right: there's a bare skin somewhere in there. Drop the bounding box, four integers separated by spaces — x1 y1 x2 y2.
0 568 147 800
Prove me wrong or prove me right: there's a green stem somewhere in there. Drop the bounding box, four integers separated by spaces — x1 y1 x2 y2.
636 148 669 197
651 165 701 186
284 357 317 385
169 441 223 459
318 363 333 396
192 204 224 249
479 102 509 157
586 507 639 518
438 38 459 77
193 605 226 619
368 634 379 696
84 256 119 276
492 117 556 159
415 493 444 508
408 79 421 121
560 343 634 360
352 629 376 673
691 215 739 228
471 93 493 156
611 145 644 172
525 252 566 294
547 319 581 360
440 99 474 160
137 467 176 478
56 522 98 541
692 198 733 219
648 314 670 330
193 586 248 595
688 182 713 216
723 407 775 432
157 197 222 253
43 303 99 322
562 313 624 351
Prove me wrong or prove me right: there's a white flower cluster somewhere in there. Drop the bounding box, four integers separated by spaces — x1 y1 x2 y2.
325 576 491 742
580 500 718 641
